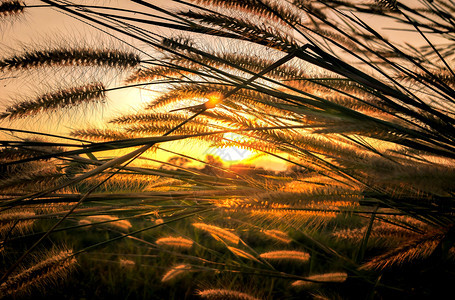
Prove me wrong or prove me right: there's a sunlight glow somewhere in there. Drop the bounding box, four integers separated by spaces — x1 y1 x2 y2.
211 132 255 162
204 92 223 109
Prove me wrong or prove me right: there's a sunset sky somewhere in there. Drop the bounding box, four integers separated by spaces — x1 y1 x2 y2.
0 1 291 169
0 0 430 171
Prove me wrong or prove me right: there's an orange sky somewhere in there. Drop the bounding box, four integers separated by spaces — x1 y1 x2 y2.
0 0 429 171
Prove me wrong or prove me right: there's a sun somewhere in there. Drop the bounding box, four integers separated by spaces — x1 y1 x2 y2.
214 145 254 162
211 133 255 162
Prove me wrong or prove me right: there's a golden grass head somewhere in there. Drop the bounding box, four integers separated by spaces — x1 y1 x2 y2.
0 248 77 297
261 229 292 244
291 272 348 288
0 210 36 237
227 246 260 262
161 264 191 283
119 258 135 269
259 250 310 263
156 236 194 249
192 222 240 245
0 1 24 18
196 288 261 300
80 215 132 232
360 229 452 271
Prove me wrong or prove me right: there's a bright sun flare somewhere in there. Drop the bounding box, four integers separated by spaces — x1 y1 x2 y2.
211 133 254 162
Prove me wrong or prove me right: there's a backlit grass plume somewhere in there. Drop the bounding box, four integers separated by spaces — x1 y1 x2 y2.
0 83 106 119
261 229 292 244
259 250 310 262
0 48 140 71
156 236 194 249
79 215 132 232
361 228 455 270
0 249 76 297
192 223 240 245
0 1 24 18
291 272 348 288
197 288 261 300
0 210 35 237
161 264 191 282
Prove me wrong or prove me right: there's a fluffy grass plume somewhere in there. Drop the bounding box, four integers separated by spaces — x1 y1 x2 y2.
0 83 106 119
261 229 292 244
259 250 310 262
291 272 348 288
161 264 191 282
192 222 240 244
79 215 132 232
0 48 140 71
156 236 194 249
360 229 454 270
119 258 135 269
125 65 195 83
0 1 24 18
227 246 260 262
0 249 76 297
0 210 35 236
197 288 261 300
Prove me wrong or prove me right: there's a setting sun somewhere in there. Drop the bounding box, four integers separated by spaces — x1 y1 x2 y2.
212 145 254 162
204 92 223 109
210 132 255 162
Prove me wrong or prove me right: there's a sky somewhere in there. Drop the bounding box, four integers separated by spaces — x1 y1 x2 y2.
0 1 295 170
0 0 431 171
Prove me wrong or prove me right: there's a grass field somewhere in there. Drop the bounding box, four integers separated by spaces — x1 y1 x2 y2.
1 0 455 299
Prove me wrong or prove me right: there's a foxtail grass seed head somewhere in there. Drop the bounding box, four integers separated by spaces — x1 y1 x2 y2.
291 272 348 288
227 246 260 262
161 264 191 282
0 83 106 120
0 48 140 71
360 230 452 271
0 211 36 236
259 250 310 262
156 237 194 249
192 223 240 244
119 259 135 269
0 1 24 18
80 215 132 232
261 229 292 244
196 288 261 300
0 249 76 297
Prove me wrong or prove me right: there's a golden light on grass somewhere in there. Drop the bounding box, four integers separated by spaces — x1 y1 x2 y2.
0 211 35 236
197 288 261 300
192 222 240 245
291 272 348 288
79 215 132 232
156 236 194 249
259 250 310 262
261 229 292 244
119 258 135 269
0 249 76 296
250 208 338 219
227 246 260 262
161 264 191 282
